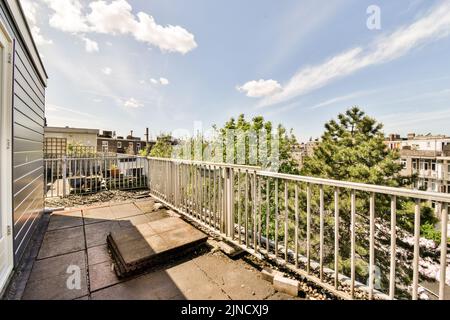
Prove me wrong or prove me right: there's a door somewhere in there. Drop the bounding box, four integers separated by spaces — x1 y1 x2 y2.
0 22 13 293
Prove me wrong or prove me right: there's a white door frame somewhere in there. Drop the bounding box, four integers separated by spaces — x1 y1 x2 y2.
0 18 14 294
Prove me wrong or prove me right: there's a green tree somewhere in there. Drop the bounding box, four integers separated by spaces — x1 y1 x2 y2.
215 114 300 174
144 134 173 158
299 107 439 295
301 107 406 186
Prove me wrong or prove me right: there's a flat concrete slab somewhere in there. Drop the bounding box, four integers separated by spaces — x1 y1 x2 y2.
87 245 111 266
108 217 207 277
83 206 116 225
89 261 121 292
23 251 88 300
47 210 83 231
110 203 142 219
37 226 85 259
134 199 156 213
85 220 121 248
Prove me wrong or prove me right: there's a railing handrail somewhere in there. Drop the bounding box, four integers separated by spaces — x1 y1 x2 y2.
146 157 450 203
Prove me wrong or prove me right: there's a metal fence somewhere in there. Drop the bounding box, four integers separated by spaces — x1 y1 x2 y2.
147 157 450 300
44 155 148 198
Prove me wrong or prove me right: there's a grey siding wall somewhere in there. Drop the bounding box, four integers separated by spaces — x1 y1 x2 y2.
0 2 46 264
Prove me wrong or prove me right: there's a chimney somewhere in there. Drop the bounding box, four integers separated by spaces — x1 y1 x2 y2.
145 127 149 143
130 130 134 138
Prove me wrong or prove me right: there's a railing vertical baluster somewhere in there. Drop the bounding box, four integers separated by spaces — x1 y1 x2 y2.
237 170 241 244
439 202 448 300
266 178 270 253
389 195 397 300
208 165 212 227
412 199 421 300
350 189 356 299
306 184 311 274
258 177 262 250
245 170 249 247
319 185 324 281
253 171 257 250
294 183 299 268
284 180 289 263
334 187 339 289
275 178 279 257
213 165 217 229
369 192 375 300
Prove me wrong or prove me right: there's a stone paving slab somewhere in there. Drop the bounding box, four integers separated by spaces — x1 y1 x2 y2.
110 203 142 219
47 210 83 231
83 206 116 225
87 245 111 266
23 251 88 300
134 199 156 213
193 254 276 300
85 220 121 248
89 261 121 292
37 226 85 260
108 217 208 277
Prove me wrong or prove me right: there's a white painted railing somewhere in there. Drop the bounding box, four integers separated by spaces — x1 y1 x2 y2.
147 157 450 300
44 155 148 198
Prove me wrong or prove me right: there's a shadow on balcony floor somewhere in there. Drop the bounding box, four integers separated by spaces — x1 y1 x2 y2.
5 198 299 300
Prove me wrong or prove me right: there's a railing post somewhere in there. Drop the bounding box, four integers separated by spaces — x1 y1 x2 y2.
439 202 448 300
225 167 234 238
62 156 67 197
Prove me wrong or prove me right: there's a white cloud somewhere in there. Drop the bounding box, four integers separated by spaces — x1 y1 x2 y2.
81 36 99 53
309 90 376 110
101 67 112 75
31 26 53 45
237 79 282 98
42 0 197 54
20 0 53 46
159 77 169 86
149 78 169 85
43 0 89 33
250 1 450 107
124 98 143 108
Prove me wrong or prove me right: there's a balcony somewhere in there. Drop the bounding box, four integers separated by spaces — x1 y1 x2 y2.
4 156 450 300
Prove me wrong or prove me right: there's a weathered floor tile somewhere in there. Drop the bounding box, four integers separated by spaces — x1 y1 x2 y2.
111 203 142 219
89 261 121 292
38 226 85 259
87 245 111 266
47 211 83 231
83 206 115 225
85 220 121 248
23 251 88 300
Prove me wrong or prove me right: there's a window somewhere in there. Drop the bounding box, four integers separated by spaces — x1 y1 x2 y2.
102 141 108 152
137 143 141 150
423 162 429 170
412 159 418 170
400 159 407 169
431 161 436 171
117 141 122 148
448 183 450 194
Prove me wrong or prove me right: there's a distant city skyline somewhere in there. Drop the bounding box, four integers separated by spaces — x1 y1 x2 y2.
22 0 450 142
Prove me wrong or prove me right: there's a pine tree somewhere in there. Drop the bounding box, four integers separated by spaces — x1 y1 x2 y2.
301 107 406 186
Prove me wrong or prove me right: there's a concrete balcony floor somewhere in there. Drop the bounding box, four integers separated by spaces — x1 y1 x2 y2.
4 198 300 300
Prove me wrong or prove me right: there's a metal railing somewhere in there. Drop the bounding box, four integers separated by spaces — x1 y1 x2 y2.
44 155 148 198
147 157 450 300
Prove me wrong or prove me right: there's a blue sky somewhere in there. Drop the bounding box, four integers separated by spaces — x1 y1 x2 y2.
22 0 450 142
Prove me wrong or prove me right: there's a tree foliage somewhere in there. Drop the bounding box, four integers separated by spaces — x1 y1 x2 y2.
301 107 407 186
